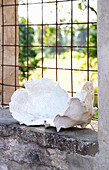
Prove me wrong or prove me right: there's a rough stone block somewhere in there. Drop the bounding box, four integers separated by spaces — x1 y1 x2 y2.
0 109 98 170
67 154 94 170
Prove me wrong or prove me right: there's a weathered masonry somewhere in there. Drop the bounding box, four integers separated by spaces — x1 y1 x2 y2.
0 109 98 170
0 0 109 169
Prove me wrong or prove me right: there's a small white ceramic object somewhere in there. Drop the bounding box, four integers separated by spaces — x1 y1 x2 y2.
9 78 68 126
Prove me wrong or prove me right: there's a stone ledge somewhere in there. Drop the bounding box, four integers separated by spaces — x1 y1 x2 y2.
0 109 98 157
0 109 98 169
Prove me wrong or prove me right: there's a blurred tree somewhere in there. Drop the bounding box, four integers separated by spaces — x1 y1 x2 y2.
19 17 41 81
77 0 98 109
36 25 56 58
89 24 97 57
36 25 69 58
73 23 87 47
78 0 97 60
78 0 97 15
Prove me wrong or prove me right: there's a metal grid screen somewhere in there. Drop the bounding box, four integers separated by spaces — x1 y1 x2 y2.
1 0 97 106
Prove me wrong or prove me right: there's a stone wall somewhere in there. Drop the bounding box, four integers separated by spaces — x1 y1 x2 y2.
0 109 98 170
0 0 19 105
96 0 109 168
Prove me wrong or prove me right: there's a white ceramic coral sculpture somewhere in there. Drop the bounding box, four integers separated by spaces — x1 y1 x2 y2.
9 78 68 126
9 78 97 132
53 80 97 132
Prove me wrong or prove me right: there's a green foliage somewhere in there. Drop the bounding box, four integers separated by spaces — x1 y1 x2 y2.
89 24 97 58
19 17 41 81
77 0 97 59
78 0 87 11
36 25 71 58
36 25 56 58
77 0 97 60
78 0 97 15
77 1 98 110
73 23 87 47
93 110 98 120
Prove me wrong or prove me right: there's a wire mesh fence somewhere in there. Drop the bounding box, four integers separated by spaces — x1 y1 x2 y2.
0 0 97 106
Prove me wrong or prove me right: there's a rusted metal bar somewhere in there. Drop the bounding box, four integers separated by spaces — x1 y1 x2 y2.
42 0 43 77
1 0 4 105
1 64 98 72
1 0 81 7
15 0 17 90
56 0 58 81
1 44 97 48
71 0 73 96
2 22 97 27
87 0 89 81
27 0 29 80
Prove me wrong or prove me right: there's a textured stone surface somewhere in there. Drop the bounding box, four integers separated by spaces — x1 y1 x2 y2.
0 0 19 104
0 109 98 170
67 153 96 170
97 0 109 169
